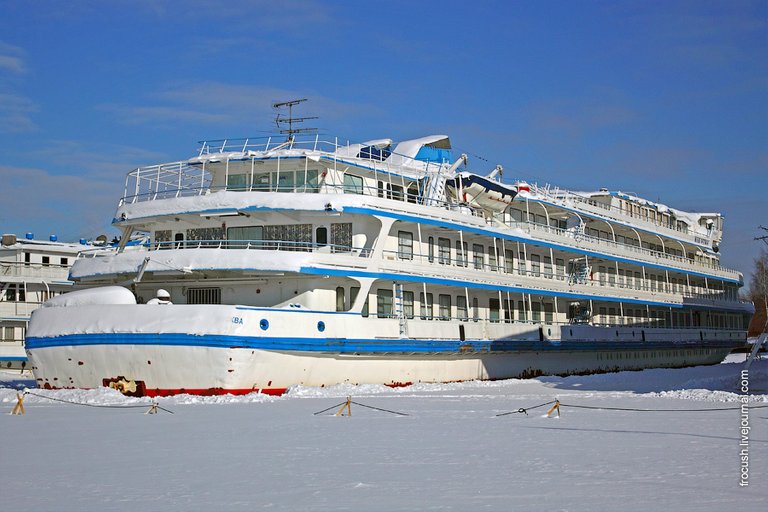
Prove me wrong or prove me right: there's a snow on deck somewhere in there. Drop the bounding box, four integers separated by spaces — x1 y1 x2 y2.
1 354 766 511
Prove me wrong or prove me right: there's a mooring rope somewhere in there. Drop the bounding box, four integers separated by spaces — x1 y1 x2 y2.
313 398 408 416
496 399 768 416
18 390 174 414
496 400 558 416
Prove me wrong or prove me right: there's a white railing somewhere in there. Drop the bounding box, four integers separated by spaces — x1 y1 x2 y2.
502 220 740 279
0 261 71 280
524 182 716 242
380 247 743 304
78 239 373 258
120 135 452 206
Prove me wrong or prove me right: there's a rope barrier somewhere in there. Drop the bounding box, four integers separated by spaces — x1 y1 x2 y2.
313 396 408 417
559 402 768 413
497 398 768 417
496 400 557 416
10 390 174 414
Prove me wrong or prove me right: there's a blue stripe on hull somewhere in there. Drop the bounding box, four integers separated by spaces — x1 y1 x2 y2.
25 333 739 354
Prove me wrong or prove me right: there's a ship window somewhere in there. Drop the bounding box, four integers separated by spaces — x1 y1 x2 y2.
3 326 14 340
336 287 345 311
504 299 513 323
387 184 404 201
154 230 172 249
376 289 393 318
377 181 385 198
227 173 249 191
505 250 514 273
297 169 319 193
60 257 68 266
428 237 435 263
457 295 468 321
531 302 541 322
456 240 468 267
42 256 50 265
439 294 451 321
398 231 413 260
472 244 484 270
544 303 554 324
543 257 552 279
488 246 497 271
555 258 565 280
489 298 500 323
530 254 541 277
187 287 221 305
343 174 364 195
420 292 434 320
227 226 263 248
438 238 451 264
274 171 295 192
258 224 312 251
253 172 271 191
316 227 328 247
407 183 419 203
187 227 225 247
403 291 414 319
330 223 352 252
362 295 369 317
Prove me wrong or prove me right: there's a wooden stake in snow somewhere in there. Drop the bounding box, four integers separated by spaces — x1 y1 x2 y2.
335 396 353 417
547 399 561 418
10 392 25 415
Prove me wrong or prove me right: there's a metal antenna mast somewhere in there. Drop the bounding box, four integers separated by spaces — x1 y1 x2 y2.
272 99 318 141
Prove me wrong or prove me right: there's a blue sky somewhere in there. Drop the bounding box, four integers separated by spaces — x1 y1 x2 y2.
0 0 766 283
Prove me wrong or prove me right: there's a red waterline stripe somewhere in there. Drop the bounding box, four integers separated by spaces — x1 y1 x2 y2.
42 384 288 397
144 387 289 397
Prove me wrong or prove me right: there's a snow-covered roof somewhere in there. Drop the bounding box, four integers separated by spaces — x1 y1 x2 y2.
581 190 721 226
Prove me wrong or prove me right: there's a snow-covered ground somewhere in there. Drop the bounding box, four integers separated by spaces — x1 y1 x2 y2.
2 354 766 512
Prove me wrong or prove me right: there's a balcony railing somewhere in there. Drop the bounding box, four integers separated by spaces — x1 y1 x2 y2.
0 261 71 280
79 239 373 258
381 248 743 304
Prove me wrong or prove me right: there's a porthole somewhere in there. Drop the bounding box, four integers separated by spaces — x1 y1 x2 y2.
317 321 326 332
260 319 269 331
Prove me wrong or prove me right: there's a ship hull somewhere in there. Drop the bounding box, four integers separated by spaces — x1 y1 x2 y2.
26 304 742 396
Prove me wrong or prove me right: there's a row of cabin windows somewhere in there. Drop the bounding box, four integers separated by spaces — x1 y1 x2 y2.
0 286 60 303
21 253 68 266
374 289 554 323
0 326 23 342
227 169 321 193
155 224 353 251
397 231 568 278
397 231 722 292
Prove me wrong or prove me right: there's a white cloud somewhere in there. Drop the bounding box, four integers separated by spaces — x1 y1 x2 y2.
0 164 119 240
0 92 38 133
101 82 382 131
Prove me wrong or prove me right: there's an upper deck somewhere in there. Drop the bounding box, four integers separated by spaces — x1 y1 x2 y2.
112 134 736 281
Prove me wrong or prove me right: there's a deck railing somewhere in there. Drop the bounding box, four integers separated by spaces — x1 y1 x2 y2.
0 261 71 280
78 240 372 258
523 182 715 242
380 247 742 303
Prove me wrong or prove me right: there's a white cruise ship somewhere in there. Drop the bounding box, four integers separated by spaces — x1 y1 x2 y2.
25 130 754 396
1 233 88 369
